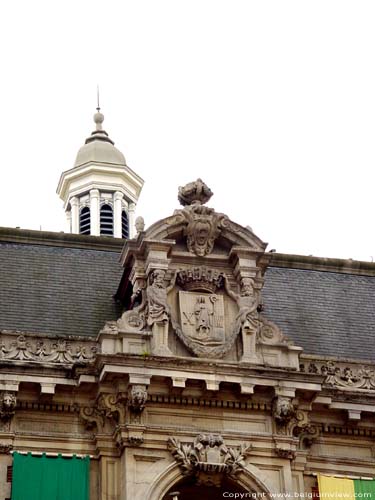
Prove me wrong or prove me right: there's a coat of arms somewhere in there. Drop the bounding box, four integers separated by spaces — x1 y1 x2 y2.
176 291 236 357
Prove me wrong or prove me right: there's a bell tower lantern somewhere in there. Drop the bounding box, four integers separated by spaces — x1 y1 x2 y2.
56 108 144 238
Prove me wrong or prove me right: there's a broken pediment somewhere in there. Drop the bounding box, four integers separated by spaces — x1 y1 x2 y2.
103 180 301 369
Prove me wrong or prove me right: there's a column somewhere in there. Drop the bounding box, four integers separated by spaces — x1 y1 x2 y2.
66 210 72 233
113 191 123 238
90 189 100 236
128 203 136 239
70 197 79 234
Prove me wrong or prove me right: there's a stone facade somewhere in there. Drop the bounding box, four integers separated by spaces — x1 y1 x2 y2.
0 180 374 499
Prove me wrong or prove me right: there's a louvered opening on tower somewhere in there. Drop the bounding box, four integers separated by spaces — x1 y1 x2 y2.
79 206 91 235
121 210 129 239
100 204 114 236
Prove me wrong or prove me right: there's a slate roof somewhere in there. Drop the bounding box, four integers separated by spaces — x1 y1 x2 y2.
0 231 123 338
262 266 375 361
0 228 374 361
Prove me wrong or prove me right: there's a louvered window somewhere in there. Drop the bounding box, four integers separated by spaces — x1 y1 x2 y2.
121 210 129 239
100 204 114 236
79 207 91 235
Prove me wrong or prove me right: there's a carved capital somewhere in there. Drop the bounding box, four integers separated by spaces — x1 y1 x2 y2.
90 189 100 199
113 191 123 202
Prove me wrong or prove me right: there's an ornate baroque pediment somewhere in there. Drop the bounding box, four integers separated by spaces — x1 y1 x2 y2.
105 180 301 368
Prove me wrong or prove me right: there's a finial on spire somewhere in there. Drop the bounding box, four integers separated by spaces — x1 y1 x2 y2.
94 86 104 131
96 85 100 112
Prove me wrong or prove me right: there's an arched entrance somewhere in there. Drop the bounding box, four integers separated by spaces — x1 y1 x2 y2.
162 476 248 500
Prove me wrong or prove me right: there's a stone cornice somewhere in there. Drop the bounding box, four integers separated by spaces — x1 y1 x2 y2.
268 252 375 276
0 227 124 252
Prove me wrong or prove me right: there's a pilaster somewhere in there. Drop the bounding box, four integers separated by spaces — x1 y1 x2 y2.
70 196 79 234
114 191 123 238
90 189 100 236
128 203 136 239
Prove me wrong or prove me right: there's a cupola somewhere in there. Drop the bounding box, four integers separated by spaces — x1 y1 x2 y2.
56 108 144 238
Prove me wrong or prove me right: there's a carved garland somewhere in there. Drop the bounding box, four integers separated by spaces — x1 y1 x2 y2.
0 335 98 364
301 360 375 391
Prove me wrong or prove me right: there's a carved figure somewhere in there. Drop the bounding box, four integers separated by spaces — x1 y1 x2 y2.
224 276 260 335
194 296 213 339
146 269 176 326
0 392 16 421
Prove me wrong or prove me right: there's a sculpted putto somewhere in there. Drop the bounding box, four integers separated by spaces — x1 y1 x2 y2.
224 276 260 335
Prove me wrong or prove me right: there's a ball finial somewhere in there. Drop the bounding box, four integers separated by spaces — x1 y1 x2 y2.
94 110 104 131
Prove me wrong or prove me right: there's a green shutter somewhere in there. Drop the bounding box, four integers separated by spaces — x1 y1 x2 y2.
11 452 90 500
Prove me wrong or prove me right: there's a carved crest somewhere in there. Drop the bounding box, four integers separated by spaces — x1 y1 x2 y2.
175 291 238 358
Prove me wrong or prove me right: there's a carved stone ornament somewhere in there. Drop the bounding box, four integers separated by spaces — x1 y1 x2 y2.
128 385 148 413
257 317 286 344
0 333 98 364
0 443 13 454
272 397 296 426
78 406 105 431
176 267 224 293
174 180 229 257
168 434 252 487
117 279 147 332
0 392 16 421
135 216 145 233
78 392 128 432
275 447 296 460
178 178 213 206
301 360 375 391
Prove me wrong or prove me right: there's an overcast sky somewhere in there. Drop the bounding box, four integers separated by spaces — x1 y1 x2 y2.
0 1 374 261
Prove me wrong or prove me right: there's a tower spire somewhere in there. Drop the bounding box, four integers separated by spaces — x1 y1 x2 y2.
96 85 100 112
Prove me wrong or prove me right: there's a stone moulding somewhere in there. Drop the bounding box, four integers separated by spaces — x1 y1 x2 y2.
301 357 375 391
0 332 98 365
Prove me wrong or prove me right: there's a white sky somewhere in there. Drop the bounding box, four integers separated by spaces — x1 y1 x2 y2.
0 1 374 261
